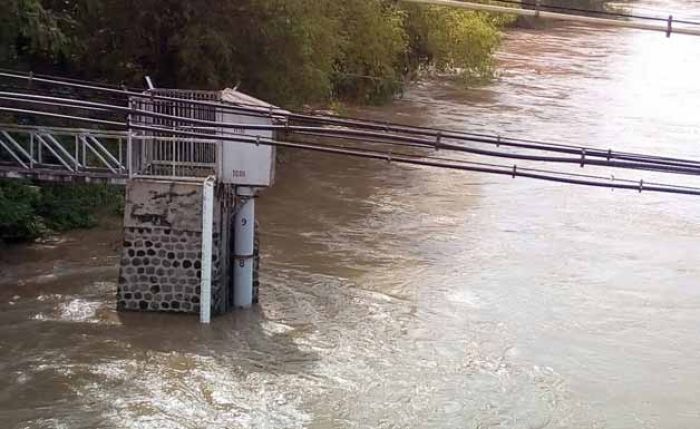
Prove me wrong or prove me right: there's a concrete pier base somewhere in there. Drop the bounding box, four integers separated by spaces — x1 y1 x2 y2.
116 179 233 315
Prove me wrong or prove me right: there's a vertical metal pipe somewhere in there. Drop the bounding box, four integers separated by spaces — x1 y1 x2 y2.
75 135 80 170
127 130 133 178
234 186 256 308
29 133 34 168
36 133 42 164
118 138 123 169
200 176 216 324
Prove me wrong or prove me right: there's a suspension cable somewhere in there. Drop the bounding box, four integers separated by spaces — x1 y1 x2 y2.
3 104 699 196
3 77 700 173
400 0 700 37
489 0 700 27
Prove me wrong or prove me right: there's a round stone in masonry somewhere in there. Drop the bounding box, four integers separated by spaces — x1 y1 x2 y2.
171 301 180 310
152 259 161 267
158 250 166 258
139 301 148 310
121 258 131 266
161 302 170 310
137 267 145 274
163 285 172 293
134 292 142 300
146 267 155 275
138 275 147 282
145 241 153 248
144 293 152 301
128 249 135 257
147 249 156 256
163 260 171 268
133 258 142 266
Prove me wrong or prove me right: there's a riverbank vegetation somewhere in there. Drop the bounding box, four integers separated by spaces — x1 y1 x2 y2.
0 181 123 243
1 0 513 106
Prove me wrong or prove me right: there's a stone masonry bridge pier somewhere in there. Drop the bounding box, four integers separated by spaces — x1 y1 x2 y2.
0 88 280 323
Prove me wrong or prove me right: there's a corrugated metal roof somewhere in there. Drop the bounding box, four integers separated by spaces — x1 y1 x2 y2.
220 88 274 108
220 88 289 121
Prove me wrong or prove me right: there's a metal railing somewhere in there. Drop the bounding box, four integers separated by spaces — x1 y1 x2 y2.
0 124 128 182
129 90 220 180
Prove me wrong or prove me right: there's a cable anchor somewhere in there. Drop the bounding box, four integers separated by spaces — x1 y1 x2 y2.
580 148 586 167
667 15 673 38
639 179 644 193
512 165 517 178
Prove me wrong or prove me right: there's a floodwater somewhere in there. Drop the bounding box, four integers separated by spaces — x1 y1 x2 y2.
2 2 700 428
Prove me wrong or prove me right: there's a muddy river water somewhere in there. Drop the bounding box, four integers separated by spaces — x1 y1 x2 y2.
2 1 700 427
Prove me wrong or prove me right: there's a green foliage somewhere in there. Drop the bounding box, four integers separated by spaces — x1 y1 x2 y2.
331 0 407 103
404 5 510 84
1 0 511 107
0 181 46 241
0 0 75 70
0 181 123 243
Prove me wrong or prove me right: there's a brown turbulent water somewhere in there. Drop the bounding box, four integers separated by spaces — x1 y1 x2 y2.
2 2 700 428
